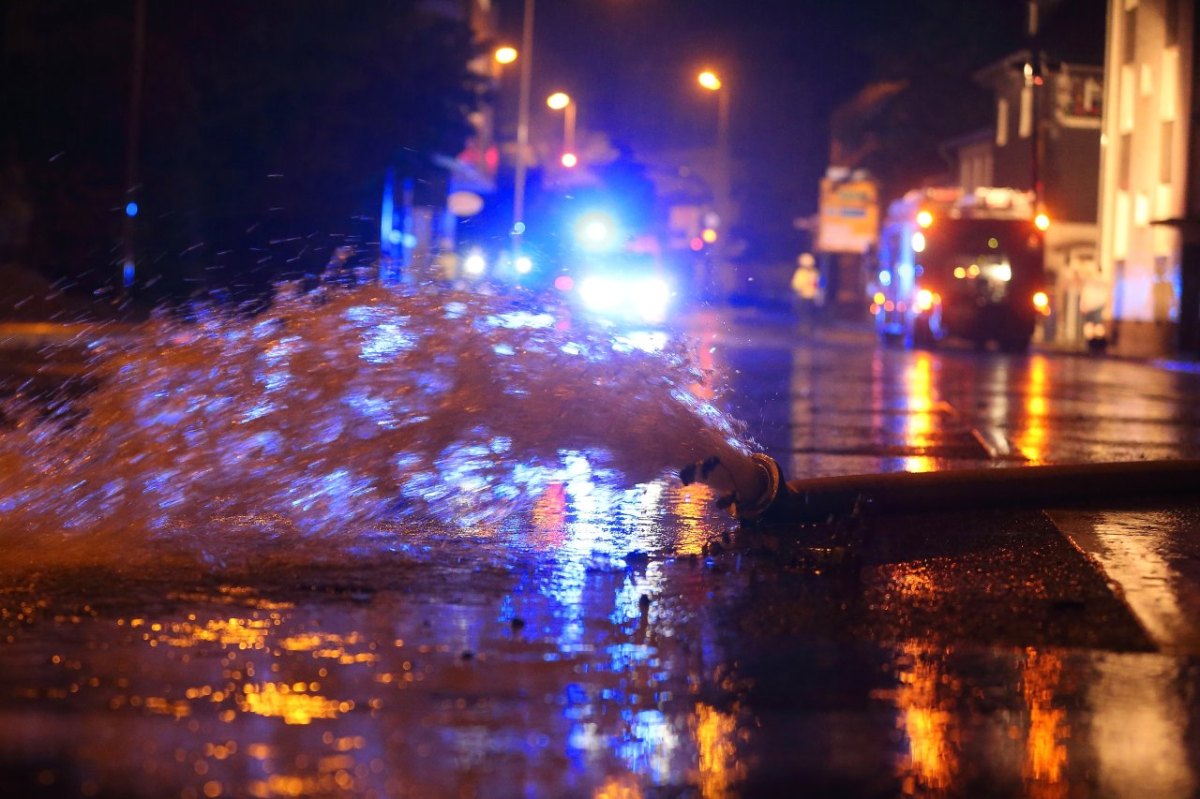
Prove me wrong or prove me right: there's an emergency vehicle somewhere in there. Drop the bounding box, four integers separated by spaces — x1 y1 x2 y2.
870 187 1051 352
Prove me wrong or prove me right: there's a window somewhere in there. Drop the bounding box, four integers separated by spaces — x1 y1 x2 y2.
1019 85 1032 139
1161 48 1178 120
1157 183 1175 220
1166 0 1181 46
996 97 1009 146
1161 121 1174 183
1124 6 1137 64
1120 133 1132 190
1115 192 1130 258
1120 65 1135 132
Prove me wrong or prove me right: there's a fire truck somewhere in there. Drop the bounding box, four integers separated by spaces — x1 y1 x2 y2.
870 187 1051 352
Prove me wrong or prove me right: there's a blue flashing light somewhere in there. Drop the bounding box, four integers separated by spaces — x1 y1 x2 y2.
124 201 139 218
878 270 892 287
387 229 402 245
574 210 618 251
122 259 135 287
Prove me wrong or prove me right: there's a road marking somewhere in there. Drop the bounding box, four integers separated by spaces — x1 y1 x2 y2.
1047 508 1200 655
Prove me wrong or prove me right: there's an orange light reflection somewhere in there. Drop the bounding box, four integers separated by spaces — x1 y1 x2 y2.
892 641 959 793
1022 647 1069 798
594 775 643 799
239 683 351 725
692 702 745 799
529 482 568 550
1015 356 1049 463
904 352 937 472
668 483 717 556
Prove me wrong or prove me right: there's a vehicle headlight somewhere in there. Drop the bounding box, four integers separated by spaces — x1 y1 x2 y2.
463 251 487 276
575 211 618 251
579 276 621 311
634 277 670 322
578 275 670 322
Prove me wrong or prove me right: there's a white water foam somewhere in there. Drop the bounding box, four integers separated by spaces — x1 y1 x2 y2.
0 283 751 566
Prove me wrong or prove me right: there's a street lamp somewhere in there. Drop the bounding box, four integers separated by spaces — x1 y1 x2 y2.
697 69 730 185
546 91 576 166
698 68 731 298
485 46 518 154
697 70 722 92
493 45 518 66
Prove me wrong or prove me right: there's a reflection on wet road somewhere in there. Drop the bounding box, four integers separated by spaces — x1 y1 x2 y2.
1048 506 1200 653
5 311 1200 797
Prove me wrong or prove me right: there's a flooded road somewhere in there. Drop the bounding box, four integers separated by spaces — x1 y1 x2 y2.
4 306 1200 797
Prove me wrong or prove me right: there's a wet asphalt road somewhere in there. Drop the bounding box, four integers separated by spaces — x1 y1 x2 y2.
4 309 1200 797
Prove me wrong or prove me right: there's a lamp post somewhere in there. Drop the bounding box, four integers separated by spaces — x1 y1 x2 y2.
483 45 518 176
698 69 731 299
546 92 576 166
512 0 536 257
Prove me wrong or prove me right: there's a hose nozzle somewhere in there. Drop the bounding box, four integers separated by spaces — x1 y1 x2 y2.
678 452 787 521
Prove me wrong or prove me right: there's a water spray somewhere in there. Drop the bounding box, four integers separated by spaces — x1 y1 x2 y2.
681 453 1200 525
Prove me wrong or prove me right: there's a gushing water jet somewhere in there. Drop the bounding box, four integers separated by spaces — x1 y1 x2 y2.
0 282 759 565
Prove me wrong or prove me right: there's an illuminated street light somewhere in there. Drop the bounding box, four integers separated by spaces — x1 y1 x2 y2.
546 92 577 167
494 45 518 65
697 68 731 298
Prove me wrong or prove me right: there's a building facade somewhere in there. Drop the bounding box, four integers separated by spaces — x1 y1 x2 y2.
951 53 1105 345
1098 0 1195 356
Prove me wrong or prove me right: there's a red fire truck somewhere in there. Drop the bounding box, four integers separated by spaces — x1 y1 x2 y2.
870 187 1051 352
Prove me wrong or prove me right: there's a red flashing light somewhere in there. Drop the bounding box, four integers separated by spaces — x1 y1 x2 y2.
554 275 574 292
915 288 935 312
1033 290 1050 314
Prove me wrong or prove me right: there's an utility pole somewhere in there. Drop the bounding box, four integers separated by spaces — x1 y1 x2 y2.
1027 0 1044 212
511 0 535 257
121 0 146 290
